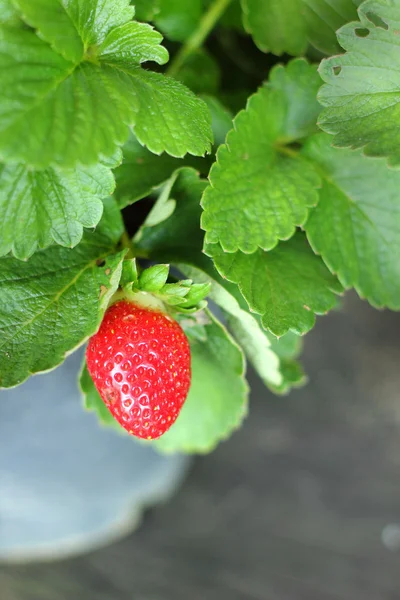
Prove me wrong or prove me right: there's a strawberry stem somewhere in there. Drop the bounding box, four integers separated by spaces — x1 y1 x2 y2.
120 231 135 259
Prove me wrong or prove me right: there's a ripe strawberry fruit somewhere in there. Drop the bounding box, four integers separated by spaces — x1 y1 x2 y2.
86 300 191 440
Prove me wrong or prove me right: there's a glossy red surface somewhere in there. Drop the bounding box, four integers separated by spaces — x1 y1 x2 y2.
86 301 191 439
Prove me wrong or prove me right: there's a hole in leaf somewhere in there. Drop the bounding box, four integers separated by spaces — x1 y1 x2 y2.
332 66 341 76
355 28 370 38
96 259 106 267
366 12 388 30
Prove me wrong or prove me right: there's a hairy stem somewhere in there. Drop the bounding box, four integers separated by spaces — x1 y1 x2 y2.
166 0 233 78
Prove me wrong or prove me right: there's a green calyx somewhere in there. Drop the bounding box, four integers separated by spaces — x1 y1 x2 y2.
113 259 211 314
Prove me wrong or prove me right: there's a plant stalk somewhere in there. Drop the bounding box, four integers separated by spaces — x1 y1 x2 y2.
120 230 135 259
166 0 233 78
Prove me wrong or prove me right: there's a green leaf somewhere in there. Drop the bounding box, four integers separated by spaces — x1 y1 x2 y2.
155 311 249 453
141 170 180 226
120 258 139 287
175 49 220 95
201 59 322 253
241 0 358 56
15 0 136 62
0 162 115 260
306 0 360 55
133 0 160 21
273 360 307 394
225 313 282 389
114 132 198 208
127 69 212 158
0 0 21 24
303 133 400 309
0 198 125 388
207 232 343 336
80 361 126 431
138 264 169 291
155 0 202 41
98 20 168 65
318 0 400 165
0 16 212 167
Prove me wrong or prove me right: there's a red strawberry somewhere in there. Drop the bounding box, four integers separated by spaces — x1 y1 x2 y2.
86 300 191 440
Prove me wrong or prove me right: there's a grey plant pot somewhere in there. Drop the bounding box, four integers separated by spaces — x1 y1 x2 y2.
0 349 190 563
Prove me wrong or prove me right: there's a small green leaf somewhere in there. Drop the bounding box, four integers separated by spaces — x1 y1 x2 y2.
318 0 400 165
99 21 169 66
155 0 202 42
201 59 322 253
120 258 139 287
182 282 211 303
143 171 180 227
155 311 249 453
303 133 400 309
0 198 125 388
161 282 191 298
0 162 115 260
80 361 126 432
138 264 170 291
207 233 343 336
241 0 358 56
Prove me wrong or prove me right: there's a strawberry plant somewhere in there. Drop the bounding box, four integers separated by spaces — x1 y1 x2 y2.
1 0 399 453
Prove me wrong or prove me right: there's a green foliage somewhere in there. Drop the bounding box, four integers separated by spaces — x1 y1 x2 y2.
318 0 400 164
0 199 125 388
0 162 115 259
242 0 359 56
135 168 299 391
1 0 400 454
201 59 322 253
0 3 212 167
208 234 343 336
303 133 400 308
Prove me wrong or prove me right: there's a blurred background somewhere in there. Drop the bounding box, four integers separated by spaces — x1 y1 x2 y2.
1 292 400 599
